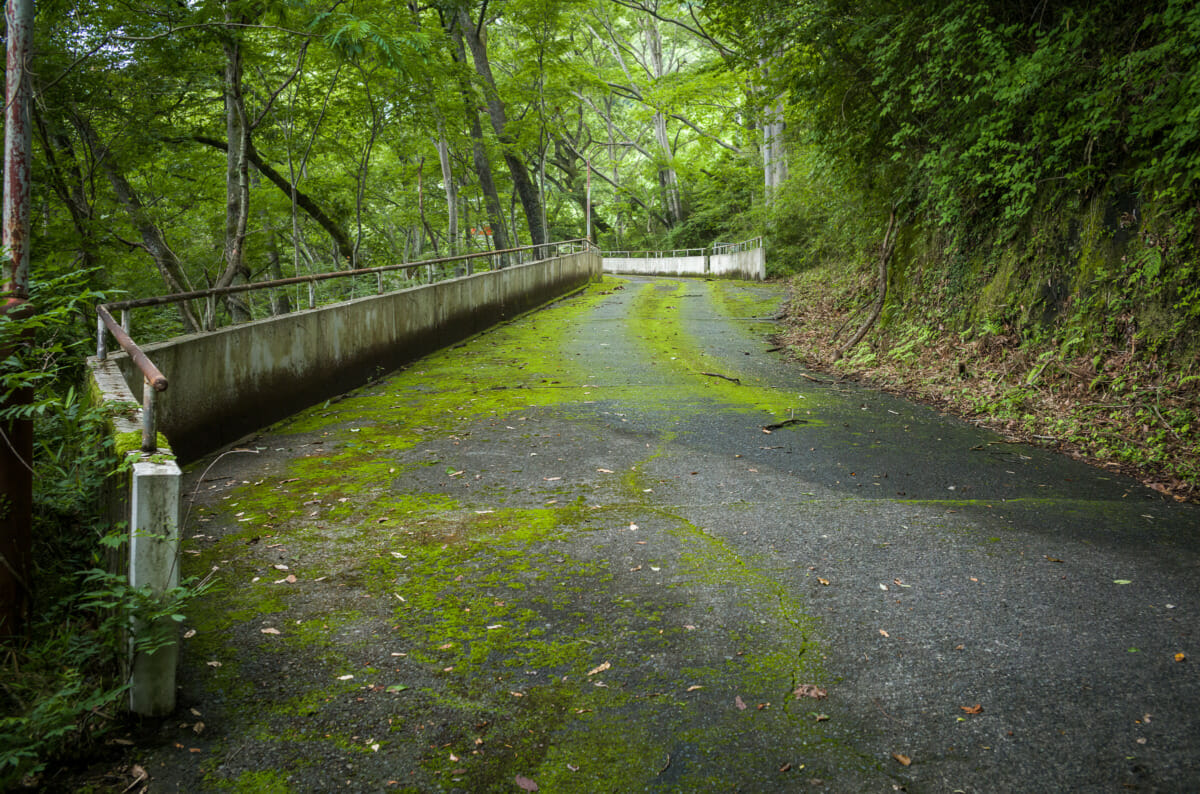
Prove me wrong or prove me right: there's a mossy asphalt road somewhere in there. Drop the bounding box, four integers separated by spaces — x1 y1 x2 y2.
139 276 1200 792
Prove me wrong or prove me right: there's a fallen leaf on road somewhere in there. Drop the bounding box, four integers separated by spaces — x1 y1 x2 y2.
892 753 912 766
206 660 222 668
818 578 830 586
779 762 792 772
515 774 539 791
811 713 829 721
337 674 354 681
961 704 983 714
1045 556 1064 563
735 696 747 710
879 629 890 638
272 564 289 571
587 661 611 676
686 685 703 692
597 468 613 473
1175 652 1187 662
793 685 827 699
261 627 281 635
1114 579 1133 585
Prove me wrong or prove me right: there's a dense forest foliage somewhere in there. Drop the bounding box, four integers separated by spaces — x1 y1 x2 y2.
4 0 1199 783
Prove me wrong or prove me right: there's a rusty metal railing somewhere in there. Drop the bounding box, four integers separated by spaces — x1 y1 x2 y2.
95 304 167 453
95 239 598 453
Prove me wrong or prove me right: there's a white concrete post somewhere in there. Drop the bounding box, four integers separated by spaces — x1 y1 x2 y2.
128 458 182 716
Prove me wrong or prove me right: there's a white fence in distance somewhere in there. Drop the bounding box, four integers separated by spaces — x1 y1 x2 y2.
602 238 764 280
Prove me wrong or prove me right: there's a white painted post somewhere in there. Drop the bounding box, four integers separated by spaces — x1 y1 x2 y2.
128 458 182 716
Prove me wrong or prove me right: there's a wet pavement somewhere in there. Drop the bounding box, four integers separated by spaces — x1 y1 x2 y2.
136 276 1200 792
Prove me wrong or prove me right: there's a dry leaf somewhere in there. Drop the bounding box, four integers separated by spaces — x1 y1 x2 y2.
206 660 222 668
587 661 611 676
735 695 747 710
892 752 912 767
879 629 890 638
183 629 196 639
818 578 830 586
515 774 539 791
1045 556 1064 563
793 685 827 699
779 762 792 772
261 627 281 635
1175 652 1187 662
961 704 983 714
192 721 205 734
273 564 289 571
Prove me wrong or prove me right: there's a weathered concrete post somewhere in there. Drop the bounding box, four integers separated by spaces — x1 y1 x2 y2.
127 458 182 716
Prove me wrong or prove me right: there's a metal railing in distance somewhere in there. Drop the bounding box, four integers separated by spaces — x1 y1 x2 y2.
600 248 707 259
94 239 597 453
710 237 763 256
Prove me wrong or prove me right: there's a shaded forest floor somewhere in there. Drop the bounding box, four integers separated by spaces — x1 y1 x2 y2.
777 266 1200 505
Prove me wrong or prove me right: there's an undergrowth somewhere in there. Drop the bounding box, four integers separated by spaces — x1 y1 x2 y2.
779 258 1200 502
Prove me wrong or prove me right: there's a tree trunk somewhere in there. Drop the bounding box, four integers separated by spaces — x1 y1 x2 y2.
759 55 788 202
447 21 511 264
644 18 683 226
835 210 898 361
219 27 252 324
458 8 546 249
434 127 459 257
261 212 290 315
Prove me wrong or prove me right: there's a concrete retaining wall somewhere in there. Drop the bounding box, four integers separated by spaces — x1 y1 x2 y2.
111 250 600 462
603 255 708 277
709 247 766 280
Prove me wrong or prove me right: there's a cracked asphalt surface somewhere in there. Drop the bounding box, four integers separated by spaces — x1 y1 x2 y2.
135 276 1200 792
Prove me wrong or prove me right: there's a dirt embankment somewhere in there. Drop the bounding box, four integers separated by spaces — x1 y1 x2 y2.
775 269 1200 504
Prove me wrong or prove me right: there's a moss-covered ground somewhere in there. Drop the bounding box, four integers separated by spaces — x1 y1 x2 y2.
147 277 893 791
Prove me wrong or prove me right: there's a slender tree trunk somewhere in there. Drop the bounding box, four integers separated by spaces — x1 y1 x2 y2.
458 8 546 249
261 212 290 315
835 210 898 361
434 127 458 257
759 55 788 202
220 26 252 324
644 18 683 226
447 22 511 263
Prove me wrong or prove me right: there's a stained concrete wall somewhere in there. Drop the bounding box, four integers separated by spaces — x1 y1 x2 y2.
709 247 766 280
112 250 601 462
603 255 708 277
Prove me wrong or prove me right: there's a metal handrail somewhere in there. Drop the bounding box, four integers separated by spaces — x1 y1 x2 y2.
101 238 593 312
710 236 763 256
96 305 167 453
601 248 707 258
94 238 599 454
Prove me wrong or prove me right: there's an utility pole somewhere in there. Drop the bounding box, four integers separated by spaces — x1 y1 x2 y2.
1 0 34 638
